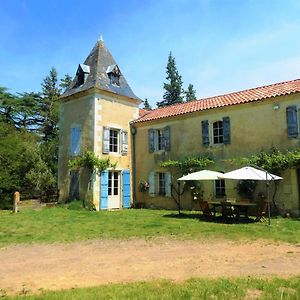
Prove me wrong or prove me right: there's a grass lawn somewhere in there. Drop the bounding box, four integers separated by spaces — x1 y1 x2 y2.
4 277 300 299
0 206 299 247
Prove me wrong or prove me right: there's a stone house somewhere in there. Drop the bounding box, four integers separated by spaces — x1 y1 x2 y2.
58 39 300 215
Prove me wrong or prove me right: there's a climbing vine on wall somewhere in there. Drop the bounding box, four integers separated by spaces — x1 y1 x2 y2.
159 154 214 214
68 151 116 174
239 147 300 174
159 154 214 175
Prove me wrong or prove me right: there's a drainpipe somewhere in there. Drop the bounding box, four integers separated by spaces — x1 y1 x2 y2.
131 124 137 207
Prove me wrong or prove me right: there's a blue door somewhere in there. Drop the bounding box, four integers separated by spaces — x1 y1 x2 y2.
100 170 108 209
122 170 131 208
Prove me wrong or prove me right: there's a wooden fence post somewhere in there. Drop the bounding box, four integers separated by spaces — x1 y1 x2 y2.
13 191 20 213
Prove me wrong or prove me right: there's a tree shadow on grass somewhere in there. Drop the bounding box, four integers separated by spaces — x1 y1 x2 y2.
163 213 256 224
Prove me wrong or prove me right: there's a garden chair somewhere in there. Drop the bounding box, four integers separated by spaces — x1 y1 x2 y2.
199 200 214 219
255 201 268 222
221 201 235 219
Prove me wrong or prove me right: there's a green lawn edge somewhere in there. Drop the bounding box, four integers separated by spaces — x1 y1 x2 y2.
3 277 300 300
0 207 299 247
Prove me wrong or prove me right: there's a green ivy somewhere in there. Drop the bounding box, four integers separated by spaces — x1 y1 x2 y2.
68 151 116 174
241 147 300 174
160 154 214 175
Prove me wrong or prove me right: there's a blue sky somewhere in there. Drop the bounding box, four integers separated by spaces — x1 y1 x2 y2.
1 0 300 107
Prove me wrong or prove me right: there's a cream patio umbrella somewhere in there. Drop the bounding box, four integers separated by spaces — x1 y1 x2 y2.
178 170 224 181
218 166 282 181
176 170 224 214
218 166 283 225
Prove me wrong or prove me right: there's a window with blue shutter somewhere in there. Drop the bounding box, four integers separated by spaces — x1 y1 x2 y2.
100 170 108 209
149 171 155 197
102 127 110 154
163 126 171 151
148 129 155 153
202 120 210 146
121 130 128 155
122 170 131 208
286 106 299 138
165 172 172 197
70 127 81 156
223 117 231 144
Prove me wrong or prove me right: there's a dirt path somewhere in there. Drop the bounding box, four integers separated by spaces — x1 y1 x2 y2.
1 238 300 295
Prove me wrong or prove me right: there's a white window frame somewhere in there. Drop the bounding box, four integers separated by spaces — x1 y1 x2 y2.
158 172 166 196
155 129 164 151
109 128 119 153
108 171 119 196
215 179 225 198
212 120 224 145
149 171 171 197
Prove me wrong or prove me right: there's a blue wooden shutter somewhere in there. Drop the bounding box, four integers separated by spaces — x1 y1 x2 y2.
148 129 155 153
102 127 110 154
165 172 172 197
149 171 155 197
201 120 209 146
286 106 299 138
121 130 128 156
70 127 81 156
223 117 231 144
163 126 171 151
100 170 108 209
122 170 131 208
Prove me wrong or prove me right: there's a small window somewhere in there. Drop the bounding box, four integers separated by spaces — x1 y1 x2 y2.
215 179 225 198
158 173 166 196
213 121 223 144
108 72 120 86
156 129 164 150
107 65 121 86
148 127 171 153
109 129 119 152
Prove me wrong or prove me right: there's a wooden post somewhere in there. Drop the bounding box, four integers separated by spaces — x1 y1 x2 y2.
13 191 20 213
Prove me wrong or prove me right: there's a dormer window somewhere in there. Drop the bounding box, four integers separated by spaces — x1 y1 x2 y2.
106 64 121 86
75 64 90 87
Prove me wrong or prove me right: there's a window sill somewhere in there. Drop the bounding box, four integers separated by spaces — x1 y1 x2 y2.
209 143 225 148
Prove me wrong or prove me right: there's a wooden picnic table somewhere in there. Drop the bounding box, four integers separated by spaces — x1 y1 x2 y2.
208 201 257 220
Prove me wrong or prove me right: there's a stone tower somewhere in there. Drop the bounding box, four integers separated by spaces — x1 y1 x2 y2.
58 39 141 210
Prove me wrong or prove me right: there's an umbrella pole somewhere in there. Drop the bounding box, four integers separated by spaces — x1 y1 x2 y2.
266 173 271 226
178 181 181 215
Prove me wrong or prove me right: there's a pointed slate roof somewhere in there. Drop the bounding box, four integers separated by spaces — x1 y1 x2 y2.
62 40 139 100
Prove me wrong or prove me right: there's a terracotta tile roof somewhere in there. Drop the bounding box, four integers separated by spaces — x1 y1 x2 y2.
139 108 151 118
135 78 300 123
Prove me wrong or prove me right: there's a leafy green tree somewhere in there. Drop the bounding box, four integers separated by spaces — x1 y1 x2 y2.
0 87 44 131
143 98 152 110
25 143 56 200
157 52 184 107
0 121 38 208
185 84 197 102
0 87 18 126
0 69 74 206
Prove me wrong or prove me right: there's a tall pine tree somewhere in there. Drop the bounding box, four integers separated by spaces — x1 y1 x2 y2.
60 74 72 91
41 67 61 141
157 52 184 107
185 84 197 102
143 98 152 110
